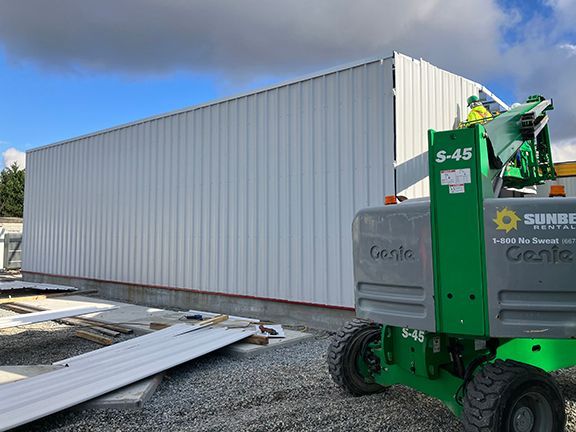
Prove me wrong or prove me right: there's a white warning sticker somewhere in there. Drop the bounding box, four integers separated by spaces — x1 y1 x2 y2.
449 184 465 194
440 168 471 186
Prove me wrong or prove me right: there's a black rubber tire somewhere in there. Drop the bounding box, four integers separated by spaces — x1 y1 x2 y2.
462 359 565 432
327 318 385 396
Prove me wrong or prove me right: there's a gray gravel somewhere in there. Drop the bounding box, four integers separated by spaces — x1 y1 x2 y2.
1 310 576 432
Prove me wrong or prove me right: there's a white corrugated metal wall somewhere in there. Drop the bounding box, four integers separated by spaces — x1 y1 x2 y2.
394 52 486 198
537 177 576 197
23 53 503 308
23 58 396 307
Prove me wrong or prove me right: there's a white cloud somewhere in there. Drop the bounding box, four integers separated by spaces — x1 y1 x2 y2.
552 137 576 162
559 43 576 57
2 147 26 169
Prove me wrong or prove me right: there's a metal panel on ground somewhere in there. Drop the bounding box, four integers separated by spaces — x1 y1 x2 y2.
393 52 502 199
23 58 396 308
0 281 77 291
0 324 255 431
0 305 116 329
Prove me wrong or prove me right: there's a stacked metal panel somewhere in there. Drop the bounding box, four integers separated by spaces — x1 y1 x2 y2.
0 281 76 291
23 52 503 308
0 305 116 329
0 324 254 431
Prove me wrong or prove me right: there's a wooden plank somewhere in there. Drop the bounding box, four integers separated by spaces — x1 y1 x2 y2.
62 316 133 334
63 319 119 337
75 330 114 346
198 314 229 327
244 335 269 346
150 322 172 330
0 304 35 314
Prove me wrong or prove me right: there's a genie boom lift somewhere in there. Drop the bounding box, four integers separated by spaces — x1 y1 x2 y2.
328 96 575 431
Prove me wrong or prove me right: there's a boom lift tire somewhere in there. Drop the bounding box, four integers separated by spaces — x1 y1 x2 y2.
327 319 385 396
462 359 565 432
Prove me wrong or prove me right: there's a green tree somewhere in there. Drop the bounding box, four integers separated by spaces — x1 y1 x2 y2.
0 163 25 217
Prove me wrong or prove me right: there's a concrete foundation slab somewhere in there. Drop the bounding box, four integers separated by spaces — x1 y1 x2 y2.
22 273 354 330
81 373 165 410
223 329 315 358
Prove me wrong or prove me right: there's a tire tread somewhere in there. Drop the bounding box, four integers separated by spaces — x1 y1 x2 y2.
327 318 383 396
462 359 565 432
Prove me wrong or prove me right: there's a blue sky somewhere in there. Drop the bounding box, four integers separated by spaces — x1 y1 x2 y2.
0 55 218 149
0 0 575 166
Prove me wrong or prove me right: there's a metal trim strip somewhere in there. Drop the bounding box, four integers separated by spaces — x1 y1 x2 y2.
0 305 117 329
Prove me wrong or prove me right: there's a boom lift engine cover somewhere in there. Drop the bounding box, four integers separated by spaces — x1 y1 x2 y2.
328 96 574 431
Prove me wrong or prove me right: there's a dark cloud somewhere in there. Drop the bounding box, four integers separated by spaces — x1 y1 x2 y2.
0 0 504 77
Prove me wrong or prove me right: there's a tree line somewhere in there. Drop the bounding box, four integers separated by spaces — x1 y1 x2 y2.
0 163 25 218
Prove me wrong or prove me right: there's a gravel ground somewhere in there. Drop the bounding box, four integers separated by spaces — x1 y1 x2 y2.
1 310 576 432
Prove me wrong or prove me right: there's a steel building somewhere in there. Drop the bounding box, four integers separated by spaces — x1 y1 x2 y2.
22 52 507 327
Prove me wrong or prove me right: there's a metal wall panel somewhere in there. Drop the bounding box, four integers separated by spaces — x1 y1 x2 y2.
536 176 576 197
3 232 22 270
23 53 506 308
23 58 396 308
394 52 485 198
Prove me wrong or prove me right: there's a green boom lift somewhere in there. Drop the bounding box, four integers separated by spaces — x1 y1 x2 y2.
328 95 576 431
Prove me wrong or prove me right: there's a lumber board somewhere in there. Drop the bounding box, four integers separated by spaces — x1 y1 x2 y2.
198 314 229 326
244 335 269 345
75 330 114 346
63 316 133 334
63 319 119 337
150 322 172 330
0 304 34 314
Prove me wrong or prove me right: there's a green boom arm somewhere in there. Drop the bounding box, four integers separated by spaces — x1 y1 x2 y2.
483 95 556 192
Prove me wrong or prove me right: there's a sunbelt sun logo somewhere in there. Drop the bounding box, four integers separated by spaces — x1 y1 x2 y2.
494 208 576 232
493 208 521 233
